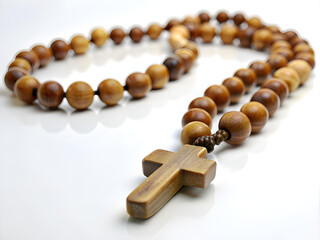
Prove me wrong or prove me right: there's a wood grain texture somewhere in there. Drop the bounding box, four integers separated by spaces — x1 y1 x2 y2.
127 145 216 219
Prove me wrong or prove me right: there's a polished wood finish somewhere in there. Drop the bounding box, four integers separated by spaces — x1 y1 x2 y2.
290 37 308 47
238 27 255 48
165 19 180 31
241 101 269 133
16 51 40 71
199 23 215 43
234 68 257 92
31 45 53 67
110 28 126 44
204 84 230 112
181 121 211 145
271 47 294 61
287 59 311 85
198 12 211 23
293 43 314 55
127 145 216 219
50 40 70 60
251 89 280 117
170 25 190 39
182 108 212 128
14 76 40 104
169 33 188 50
247 17 262 28
273 67 300 92
129 27 144 43
284 30 298 41
174 48 195 73
188 96 217 118
271 40 292 51
249 61 271 85
66 81 94 110
70 35 90 55
146 64 169 89
91 28 109 46
163 55 185 80
183 41 199 58
216 11 229 23
4 67 28 91
222 77 245 103
233 13 245 26
267 54 288 71
252 29 273 50
37 81 64 108
220 24 238 44
294 52 315 69
261 78 289 104
9 58 32 73
271 33 289 44
98 79 124 105
147 24 163 40
126 72 152 99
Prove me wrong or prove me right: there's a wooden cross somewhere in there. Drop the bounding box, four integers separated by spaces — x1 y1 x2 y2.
127 145 216 219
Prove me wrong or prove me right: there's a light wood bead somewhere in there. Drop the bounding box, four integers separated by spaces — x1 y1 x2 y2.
37 81 64 109
183 41 199 58
234 68 257 92
199 23 215 43
287 60 312 85
4 67 28 91
110 28 126 44
249 61 271 85
241 101 269 133
188 96 217 118
182 15 201 25
31 45 52 67
204 85 230 112
169 33 188 50
146 64 169 90
272 47 294 61
182 108 212 128
98 79 124 105
294 52 315 69
261 78 289 104
163 55 185 81
126 72 152 99
220 24 238 44
293 43 314 55
267 25 281 33
70 35 90 55
147 24 163 40
252 29 273 50
14 76 40 104
274 67 300 92
170 25 190 39
251 89 280 117
222 77 245 103
218 111 251 145
271 40 291 52
50 40 70 60
174 48 195 73
180 121 211 145
247 17 262 29
16 51 40 72
267 54 288 71
271 33 289 44
91 28 109 46
66 81 94 110
9 58 32 73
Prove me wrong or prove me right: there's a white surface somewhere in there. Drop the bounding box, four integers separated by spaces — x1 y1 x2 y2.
0 0 319 239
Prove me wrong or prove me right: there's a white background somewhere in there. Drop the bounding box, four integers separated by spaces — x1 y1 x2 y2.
0 0 319 239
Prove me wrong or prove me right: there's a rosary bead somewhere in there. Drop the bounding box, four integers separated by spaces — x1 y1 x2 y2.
220 24 238 44
294 52 315 69
271 33 288 44
261 78 289 104
181 121 211 145
216 11 229 23
287 59 311 85
188 96 217 118
182 108 212 128
290 37 307 47
165 19 180 31
271 47 294 61
70 35 90 55
31 45 52 67
169 34 188 50
222 77 245 103
50 40 70 60
218 111 251 145
145 64 169 89
284 30 298 41
9 58 32 73
252 29 273 50
170 25 190 39
98 79 124 105
247 17 262 29
4 67 28 91
238 27 255 48
66 81 94 110
251 89 280 117
14 76 40 104
241 101 268 133
110 28 126 44
274 67 300 92
16 51 40 72
37 81 64 108
267 54 288 71
249 61 271 85
91 28 109 46
293 43 314 55
271 40 291 51
233 13 246 26
267 25 280 33
204 84 231 112
198 12 211 23
174 48 195 73
182 15 200 25
234 68 257 92
163 55 185 81
183 42 199 58
129 27 144 43
126 72 152 99
184 23 200 41
147 24 163 40
199 23 215 43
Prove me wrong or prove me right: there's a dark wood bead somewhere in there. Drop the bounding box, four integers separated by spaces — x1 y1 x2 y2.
189 96 217 118
293 43 314 55
241 101 269 133
271 41 292 51
66 81 94 110
233 13 245 26
129 27 144 43
14 76 40 104
251 89 280 117
267 54 288 71
50 40 70 60
8 58 32 73
37 81 64 108
249 61 271 85
290 37 308 48
198 12 211 23
284 30 298 41
126 72 152 99
174 48 196 73
238 27 255 48
110 28 126 44
222 77 245 103
16 51 40 71
4 67 28 91
204 85 230 112
294 52 315 69
163 55 185 81
272 47 294 61
165 19 180 31
218 111 251 145
261 78 289 104
180 121 211 145
234 68 257 92
98 79 124 105
182 108 212 128
216 11 229 23
31 45 52 67
184 23 200 41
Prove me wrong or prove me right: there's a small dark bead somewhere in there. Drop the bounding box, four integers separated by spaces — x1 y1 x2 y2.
214 134 224 145
110 28 126 44
216 11 229 23
185 23 200 41
233 13 245 26
129 27 144 43
4 67 28 91
198 12 211 23
165 19 180 30
267 54 288 71
50 40 70 60
193 135 215 153
238 27 255 48
163 55 185 81
284 30 298 41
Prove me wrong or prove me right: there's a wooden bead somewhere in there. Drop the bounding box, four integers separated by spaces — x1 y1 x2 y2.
247 17 262 29
126 72 152 99
284 30 298 41
98 79 124 105
249 61 271 85
182 108 212 128
233 13 246 26
14 76 40 104
216 11 229 23
267 25 280 33
9 58 32 73
294 52 315 69
174 48 195 73
198 12 211 23
170 25 190 39
16 51 40 71
110 28 126 44
238 27 255 48
290 37 308 47
70 35 90 55
4 67 28 91
222 77 245 103
169 34 188 50
91 28 109 46
146 64 169 89
50 40 70 60
271 40 291 52
220 24 238 44
218 111 251 145
251 89 280 117
31 45 52 67
184 23 200 41
287 60 312 85
147 24 163 40
189 96 217 118
271 33 289 44
37 81 64 108
241 102 268 133
293 43 314 55
234 68 257 92
199 23 215 43
66 81 94 110
272 47 294 61
183 41 199 58
129 27 144 43
261 78 289 104
163 55 185 81
180 121 211 145
204 85 230 112
252 29 273 50
274 67 300 92
182 15 200 25
165 19 180 31
267 54 288 71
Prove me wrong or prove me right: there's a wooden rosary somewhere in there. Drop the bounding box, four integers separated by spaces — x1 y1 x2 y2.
4 11 315 219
